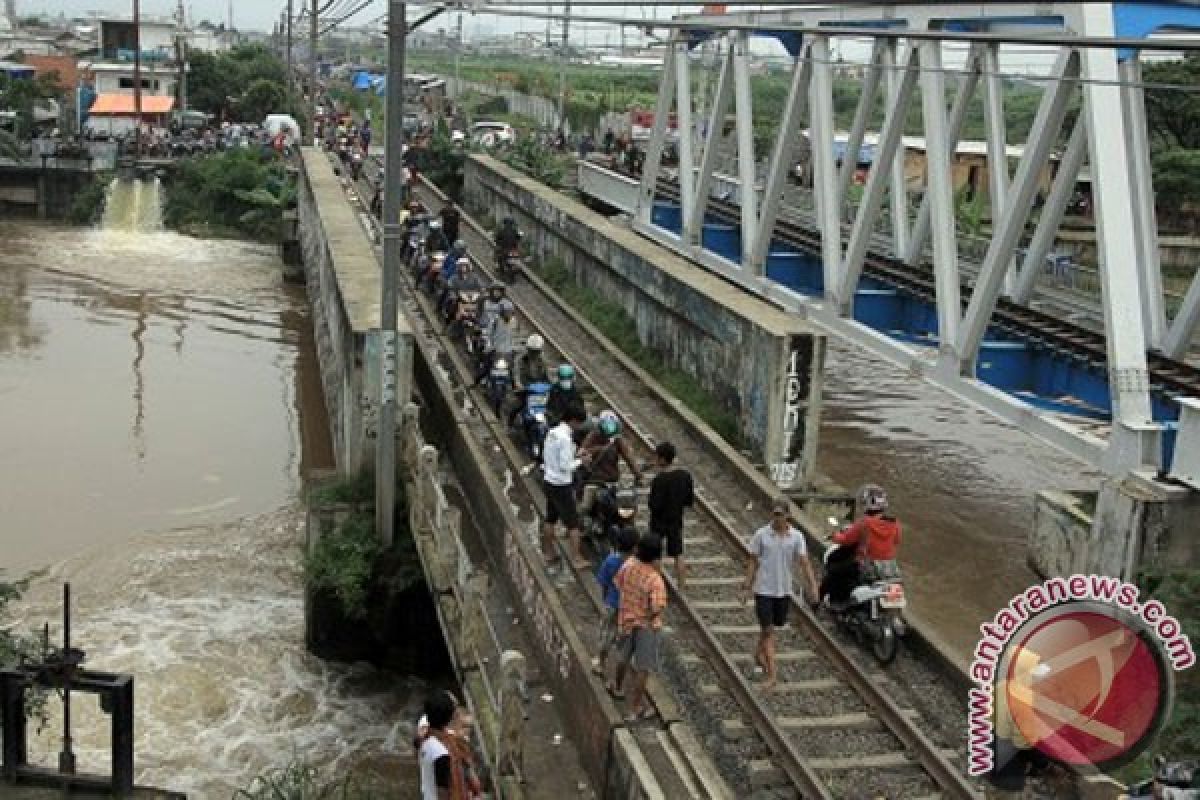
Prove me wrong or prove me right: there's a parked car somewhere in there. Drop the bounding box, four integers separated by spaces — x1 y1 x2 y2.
471 121 515 147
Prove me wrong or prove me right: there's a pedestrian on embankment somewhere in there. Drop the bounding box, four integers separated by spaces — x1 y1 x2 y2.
648 441 694 591
743 499 819 691
613 533 668 722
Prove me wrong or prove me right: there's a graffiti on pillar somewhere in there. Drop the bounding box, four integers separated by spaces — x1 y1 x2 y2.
772 336 811 489
504 528 572 680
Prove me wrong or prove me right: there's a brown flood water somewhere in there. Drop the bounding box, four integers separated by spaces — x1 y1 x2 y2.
0 219 421 799
818 338 1103 658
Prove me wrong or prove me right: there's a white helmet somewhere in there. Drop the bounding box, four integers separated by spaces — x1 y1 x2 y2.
526 334 544 350
861 484 888 514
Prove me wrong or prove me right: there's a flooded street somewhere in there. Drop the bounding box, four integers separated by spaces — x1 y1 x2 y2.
818 338 1103 656
0 217 418 798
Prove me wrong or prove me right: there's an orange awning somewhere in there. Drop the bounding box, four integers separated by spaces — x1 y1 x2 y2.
89 94 176 115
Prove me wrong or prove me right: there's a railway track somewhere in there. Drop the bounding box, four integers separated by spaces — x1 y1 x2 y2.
362 168 984 798
654 179 1200 400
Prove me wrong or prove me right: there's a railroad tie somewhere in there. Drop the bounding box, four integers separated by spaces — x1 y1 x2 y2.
700 678 840 695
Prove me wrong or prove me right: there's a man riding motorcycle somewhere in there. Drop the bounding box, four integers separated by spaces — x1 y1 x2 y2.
445 259 484 330
508 334 549 429
479 283 510 334
425 217 450 255
547 364 586 428
578 410 643 521
824 485 904 631
494 216 522 266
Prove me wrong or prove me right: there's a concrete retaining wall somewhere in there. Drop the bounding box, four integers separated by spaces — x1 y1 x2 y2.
297 147 384 476
464 155 824 485
0 165 97 219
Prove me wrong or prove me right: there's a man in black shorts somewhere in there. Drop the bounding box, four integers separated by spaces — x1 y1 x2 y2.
541 406 590 570
648 441 694 590
743 499 818 690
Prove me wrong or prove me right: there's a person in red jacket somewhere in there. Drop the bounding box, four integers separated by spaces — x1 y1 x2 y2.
833 485 901 575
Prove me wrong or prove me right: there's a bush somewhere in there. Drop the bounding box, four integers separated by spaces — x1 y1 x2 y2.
305 512 382 621
163 149 295 241
235 760 388 799
68 173 112 226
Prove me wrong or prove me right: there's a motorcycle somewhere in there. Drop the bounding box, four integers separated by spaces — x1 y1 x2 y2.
1125 757 1199 799
586 482 638 547
498 246 524 283
520 381 552 460
821 519 905 665
485 356 512 417
455 290 483 351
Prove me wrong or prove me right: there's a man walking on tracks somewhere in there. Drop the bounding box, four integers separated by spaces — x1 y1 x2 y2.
647 441 694 590
542 406 590 571
613 534 668 721
743 499 819 691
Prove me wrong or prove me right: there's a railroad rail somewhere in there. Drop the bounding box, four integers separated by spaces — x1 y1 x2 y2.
654 178 1200 400
351 160 981 797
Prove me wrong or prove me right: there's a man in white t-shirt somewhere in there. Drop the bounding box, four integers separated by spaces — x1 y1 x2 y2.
742 498 819 691
417 692 456 800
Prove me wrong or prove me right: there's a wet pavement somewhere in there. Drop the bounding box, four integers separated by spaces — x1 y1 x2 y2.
817 337 1103 659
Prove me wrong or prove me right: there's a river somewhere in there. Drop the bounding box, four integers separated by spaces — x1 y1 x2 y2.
0 208 419 798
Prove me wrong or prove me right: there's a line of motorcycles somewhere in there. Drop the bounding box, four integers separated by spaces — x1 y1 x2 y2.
402 216 550 461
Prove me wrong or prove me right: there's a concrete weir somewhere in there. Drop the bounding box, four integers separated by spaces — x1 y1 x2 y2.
465 155 825 487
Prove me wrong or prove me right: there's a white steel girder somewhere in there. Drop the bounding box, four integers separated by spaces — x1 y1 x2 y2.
732 31 759 267
884 42 911 260
905 44 983 267
750 53 812 276
1013 119 1088 305
837 45 920 314
635 37 677 227
981 43 1016 298
956 49 1080 375
1079 5 1159 471
918 40 962 370
1120 56 1168 351
808 36 842 298
675 39 697 235
687 41 735 248
837 41 886 214
1166 271 1200 359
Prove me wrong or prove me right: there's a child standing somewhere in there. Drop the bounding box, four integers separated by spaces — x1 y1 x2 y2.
594 526 639 697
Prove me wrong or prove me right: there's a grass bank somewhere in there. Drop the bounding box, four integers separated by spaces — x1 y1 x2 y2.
534 256 743 447
163 149 295 242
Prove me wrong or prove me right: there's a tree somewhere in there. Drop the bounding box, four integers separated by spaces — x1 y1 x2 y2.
239 79 287 122
1151 148 1200 221
0 72 60 139
1143 55 1200 149
0 129 21 161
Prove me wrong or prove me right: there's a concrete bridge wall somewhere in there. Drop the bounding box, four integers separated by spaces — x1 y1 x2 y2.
465 155 824 485
297 147 385 476
0 165 97 219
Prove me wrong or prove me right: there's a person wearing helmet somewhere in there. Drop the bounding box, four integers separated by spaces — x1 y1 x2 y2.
476 301 517 387
494 216 522 266
438 202 461 245
832 485 901 573
507 334 549 429
444 258 483 326
425 217 450 254
547 363 585 427
579 410 642 487
479 282 509 333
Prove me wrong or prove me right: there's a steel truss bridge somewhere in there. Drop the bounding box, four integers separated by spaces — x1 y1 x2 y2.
566 1 1200 485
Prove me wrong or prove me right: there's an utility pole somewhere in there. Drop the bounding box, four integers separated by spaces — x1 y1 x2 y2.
310 0 318 138
176 0 188 114
454 12 462 90
133 0 143 158
557 0 570 134
378 0 406 546
286 0 294 98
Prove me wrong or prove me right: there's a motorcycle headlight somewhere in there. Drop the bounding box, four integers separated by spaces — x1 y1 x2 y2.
534 412 546 422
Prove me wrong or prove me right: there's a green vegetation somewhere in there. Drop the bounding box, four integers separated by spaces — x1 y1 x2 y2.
163 149 295 241
0 129 20 161
188 44 307 129
309 472 374 507
502 136 569 189
1120 568 1200 781
235 760 390 799
0 71 59 140
423 120 467 203
305 512 381 622
68 173 112 225
0 576 32 668
536 256 743 446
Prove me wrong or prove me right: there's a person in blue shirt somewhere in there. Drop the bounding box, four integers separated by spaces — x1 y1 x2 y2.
594 526 639 697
